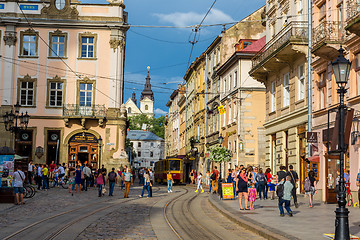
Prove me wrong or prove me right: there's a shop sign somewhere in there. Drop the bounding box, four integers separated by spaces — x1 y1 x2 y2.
307 132 318 143
69 133 98 143
20 4 38 10
222 183 234 200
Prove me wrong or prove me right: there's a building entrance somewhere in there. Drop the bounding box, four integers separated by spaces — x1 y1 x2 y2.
68 133 99 169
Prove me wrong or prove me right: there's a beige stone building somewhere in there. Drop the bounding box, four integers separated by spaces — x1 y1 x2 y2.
249 0 310 185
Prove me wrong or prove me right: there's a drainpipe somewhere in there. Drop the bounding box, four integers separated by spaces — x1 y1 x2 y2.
307 0 312 158
205 57 208 174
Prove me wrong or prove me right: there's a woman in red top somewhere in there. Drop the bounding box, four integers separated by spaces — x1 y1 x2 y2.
264 168 273 199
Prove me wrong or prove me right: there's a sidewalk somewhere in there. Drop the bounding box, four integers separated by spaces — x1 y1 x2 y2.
209 194 360 240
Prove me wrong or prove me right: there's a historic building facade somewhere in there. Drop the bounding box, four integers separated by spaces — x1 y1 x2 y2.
0 0 129 170
310 0 360 202
249 0 310 188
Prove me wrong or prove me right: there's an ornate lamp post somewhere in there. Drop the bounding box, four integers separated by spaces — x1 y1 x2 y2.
98 136 103 169
218 134 224 145
2 102 30 153
331 47 351 240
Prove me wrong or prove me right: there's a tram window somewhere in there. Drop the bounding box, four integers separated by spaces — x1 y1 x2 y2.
169 160 180 171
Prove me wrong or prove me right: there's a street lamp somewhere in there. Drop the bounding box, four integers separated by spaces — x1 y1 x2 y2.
98 136 103 169
218 134 224 145
2 102 30 153
331 46 351 240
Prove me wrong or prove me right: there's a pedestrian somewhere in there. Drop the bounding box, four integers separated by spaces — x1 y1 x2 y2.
123 168 133 198
226 169 233 183
236 168 249 210
82 164 91 191
101 164 107 175
268 179 276 200
36 164 42 190
212 166 219 194
248 183 257 210
264 168 273 199
68 171 75 196
253 167 259 196
287 165 299 208
278 175 293 217
139 168 144 185
139 170 151 198
149 168 154 197
58 164 65 181
276 165 287 183
27 160 34 184
195 172 204 193
194 170 197 184
205 170 210 186
107 168 117 196
49 161 56 179
255 168 266 200
305 170 317 208
167 171 173 193
13 166 26 205
75 165 82 193
96 170 105 197
189 169 194 184
42 164 49 190
247 166 254 184
356 169 360 208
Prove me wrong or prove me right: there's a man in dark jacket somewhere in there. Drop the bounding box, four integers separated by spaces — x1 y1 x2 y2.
286 165 299 208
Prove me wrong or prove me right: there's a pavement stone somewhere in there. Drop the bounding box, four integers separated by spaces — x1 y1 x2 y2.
210 193 360 240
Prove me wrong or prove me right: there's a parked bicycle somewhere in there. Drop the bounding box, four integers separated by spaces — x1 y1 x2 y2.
49 176 68 189
24 184 36 198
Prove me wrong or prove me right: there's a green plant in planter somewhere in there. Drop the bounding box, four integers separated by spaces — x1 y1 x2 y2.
209 146 232 163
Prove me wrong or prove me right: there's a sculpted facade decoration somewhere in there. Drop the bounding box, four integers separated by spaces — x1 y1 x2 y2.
3 33 17 46
109 38 126 52
41 0 79 19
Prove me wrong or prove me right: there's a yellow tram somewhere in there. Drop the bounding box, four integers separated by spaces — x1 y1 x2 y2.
154 158 183 184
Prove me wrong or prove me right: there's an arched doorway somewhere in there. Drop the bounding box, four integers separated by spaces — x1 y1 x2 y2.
68 132 99 169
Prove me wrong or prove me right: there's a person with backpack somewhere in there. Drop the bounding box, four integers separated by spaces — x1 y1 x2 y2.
277 175 293 217
304 170 317 208
13 166 26 205
276 165 287 183
211 166 219 194
286 165 299 208
107 168 117 196
255 168 266 200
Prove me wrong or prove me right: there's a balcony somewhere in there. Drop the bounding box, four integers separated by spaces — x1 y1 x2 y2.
346 0 360 36
249 21 308 81
63 104 107 128
312 21 346 60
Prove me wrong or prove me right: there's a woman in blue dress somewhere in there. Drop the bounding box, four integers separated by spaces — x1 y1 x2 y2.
75 165 82 193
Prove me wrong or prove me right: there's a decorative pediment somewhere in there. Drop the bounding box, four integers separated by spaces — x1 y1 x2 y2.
41 0 79 19
53 29 63 35
23 74 34 81
24 28 36 34
52 75 62 81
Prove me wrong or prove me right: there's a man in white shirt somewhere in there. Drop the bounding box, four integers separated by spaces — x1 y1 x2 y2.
82 164 91 191
36 165 43 190
27 160 34 184
13 166 26 205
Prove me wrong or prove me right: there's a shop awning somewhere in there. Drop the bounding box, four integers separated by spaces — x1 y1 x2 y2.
307 155 320 162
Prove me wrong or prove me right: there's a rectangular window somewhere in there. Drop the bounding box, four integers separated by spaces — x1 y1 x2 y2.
224 79 227 93
234 71 237 88
233 101 237 121
150 152 153 157
20 81 34 106
81 36 95 58
22 34 37 56
79 83 92 106
50 35 65 57
49 82 63 107
138 142 141 147
271 81 276 112
138 151 141 157
228 105 232 125
283 73 290 107
319 72 327 109
298 64 305 100
229 75 232 91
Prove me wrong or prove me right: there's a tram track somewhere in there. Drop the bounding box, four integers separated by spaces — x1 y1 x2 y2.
3 187 161 240
163 187 223 240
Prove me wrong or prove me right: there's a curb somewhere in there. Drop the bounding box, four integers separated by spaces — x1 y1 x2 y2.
208 194 300 240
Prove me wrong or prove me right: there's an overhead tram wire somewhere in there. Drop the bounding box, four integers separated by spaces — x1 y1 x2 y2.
16 2 120 106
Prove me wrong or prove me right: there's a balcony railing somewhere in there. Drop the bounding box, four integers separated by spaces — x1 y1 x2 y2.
251 21 308 68
63 104 107 118
312 21 345 48
347 0 360 23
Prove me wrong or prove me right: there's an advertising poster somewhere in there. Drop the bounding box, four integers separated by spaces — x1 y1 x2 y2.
0 155 14 187
222 183 234 200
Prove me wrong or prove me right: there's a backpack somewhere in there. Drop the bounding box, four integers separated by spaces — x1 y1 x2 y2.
210 172 217 180
276 182 284 198
304 177 311 192
108 172 116 181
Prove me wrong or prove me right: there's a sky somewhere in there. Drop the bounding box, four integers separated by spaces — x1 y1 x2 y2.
83 0 266 116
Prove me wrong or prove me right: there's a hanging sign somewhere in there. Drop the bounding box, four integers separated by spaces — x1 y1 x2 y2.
218 105 225 115
307 132 318 143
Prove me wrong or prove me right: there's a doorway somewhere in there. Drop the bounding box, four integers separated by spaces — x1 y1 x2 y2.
78 152 89 166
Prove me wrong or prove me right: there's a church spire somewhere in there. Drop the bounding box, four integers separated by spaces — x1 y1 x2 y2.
131 91 137 106
140 66 154 101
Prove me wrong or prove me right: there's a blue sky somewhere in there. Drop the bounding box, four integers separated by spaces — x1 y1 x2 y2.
84 0 265 116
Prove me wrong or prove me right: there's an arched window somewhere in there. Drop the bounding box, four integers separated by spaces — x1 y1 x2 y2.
128 107 132 113
145 105 149 110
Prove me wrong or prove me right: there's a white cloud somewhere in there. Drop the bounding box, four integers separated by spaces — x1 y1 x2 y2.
154 8 234 27
154 108 168 115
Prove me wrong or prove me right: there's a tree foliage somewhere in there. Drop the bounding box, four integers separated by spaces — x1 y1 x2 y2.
128 114 165 139
210 146 232 163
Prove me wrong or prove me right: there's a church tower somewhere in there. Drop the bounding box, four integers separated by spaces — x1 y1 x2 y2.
140 66 154 116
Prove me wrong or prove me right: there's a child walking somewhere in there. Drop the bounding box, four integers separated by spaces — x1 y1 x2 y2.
195 173 204 193
68 172 75 196
248 183 257 210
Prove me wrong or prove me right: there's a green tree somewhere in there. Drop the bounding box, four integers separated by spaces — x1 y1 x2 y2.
128 114 165 139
